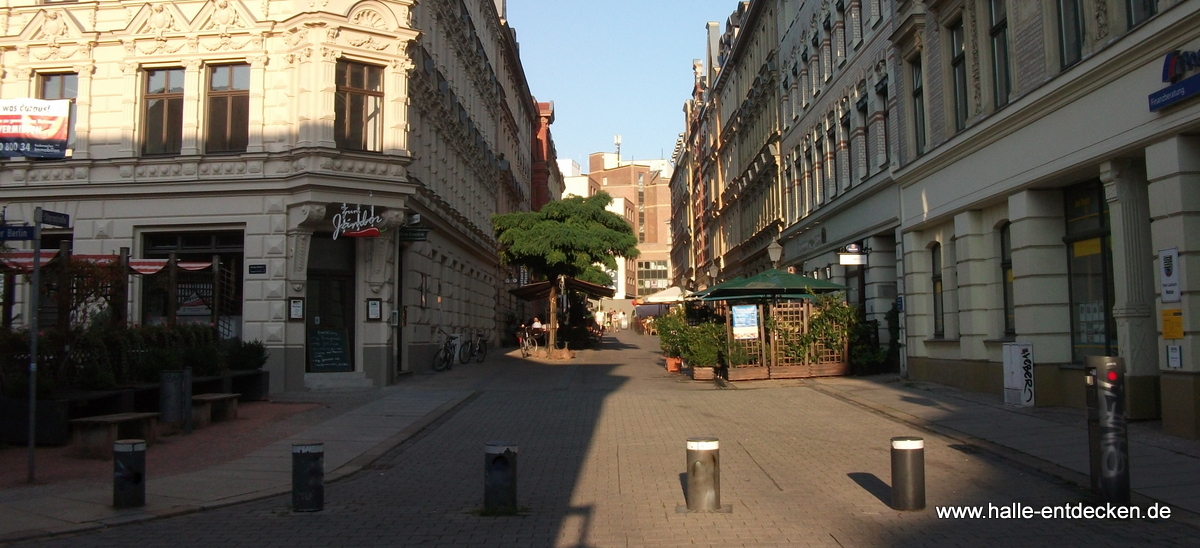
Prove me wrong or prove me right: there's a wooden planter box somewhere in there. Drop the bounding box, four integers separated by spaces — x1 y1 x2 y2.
809 362 851 377
227 369 270 401
769 365 812 379
691 367 716 380
726 366 769 381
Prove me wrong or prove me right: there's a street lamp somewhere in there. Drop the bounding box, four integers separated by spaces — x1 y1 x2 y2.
708 262 719 282
767 240 783 269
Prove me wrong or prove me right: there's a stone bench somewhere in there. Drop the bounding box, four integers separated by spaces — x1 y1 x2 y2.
69 412 160 458
191 393 240 428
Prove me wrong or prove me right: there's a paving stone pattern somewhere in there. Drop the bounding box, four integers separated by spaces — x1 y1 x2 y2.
8 333 1200 547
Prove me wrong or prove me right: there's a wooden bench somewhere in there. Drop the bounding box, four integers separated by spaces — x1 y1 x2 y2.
192 393 240 428
69 412 160 458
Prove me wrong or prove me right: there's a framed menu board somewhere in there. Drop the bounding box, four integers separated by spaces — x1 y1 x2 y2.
308 329 352 372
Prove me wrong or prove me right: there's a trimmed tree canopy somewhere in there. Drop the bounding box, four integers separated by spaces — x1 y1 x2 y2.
492 192 639 287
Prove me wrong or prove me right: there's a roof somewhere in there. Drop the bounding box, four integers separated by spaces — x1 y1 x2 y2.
508 276 616 301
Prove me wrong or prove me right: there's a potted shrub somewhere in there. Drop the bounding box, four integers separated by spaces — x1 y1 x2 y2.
683 321 723 380
655 310 687 372
223 339 270 401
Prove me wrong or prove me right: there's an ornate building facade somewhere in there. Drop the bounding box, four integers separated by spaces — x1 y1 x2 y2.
0 0 540 392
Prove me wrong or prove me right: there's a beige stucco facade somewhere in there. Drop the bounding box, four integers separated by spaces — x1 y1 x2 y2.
0 0 536 392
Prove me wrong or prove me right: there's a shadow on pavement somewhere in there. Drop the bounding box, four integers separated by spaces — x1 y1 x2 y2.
847 472 891 507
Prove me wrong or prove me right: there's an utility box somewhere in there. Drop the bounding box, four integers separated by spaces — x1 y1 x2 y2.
1002 343 1035 407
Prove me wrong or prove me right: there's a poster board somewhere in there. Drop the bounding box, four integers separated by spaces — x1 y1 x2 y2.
731 305 759 340
308 329 352 372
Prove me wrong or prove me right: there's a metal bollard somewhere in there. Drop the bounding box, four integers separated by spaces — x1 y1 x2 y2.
1085 356 1130 504
891 436 925 511
291 442 324 512
484 441 518 514
685 436 721 512
159 370 183 429
113 439 146 509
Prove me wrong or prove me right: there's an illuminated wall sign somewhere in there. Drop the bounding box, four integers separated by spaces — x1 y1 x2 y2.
332 203 385 239
1149 48 1200 112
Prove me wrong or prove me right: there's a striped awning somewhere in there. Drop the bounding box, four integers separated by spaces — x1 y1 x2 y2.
0 252 211 275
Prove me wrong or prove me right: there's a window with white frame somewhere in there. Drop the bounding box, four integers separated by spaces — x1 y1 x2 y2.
1058 0 1084 68
931 242 944 337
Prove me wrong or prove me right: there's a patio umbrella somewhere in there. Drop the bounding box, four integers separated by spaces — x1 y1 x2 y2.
701 269 847 301
687 276 745 300
642 286 690 303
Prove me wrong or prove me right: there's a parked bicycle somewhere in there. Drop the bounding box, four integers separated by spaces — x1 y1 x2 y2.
516 326 537 358
459 330 488 363
432 327 461 372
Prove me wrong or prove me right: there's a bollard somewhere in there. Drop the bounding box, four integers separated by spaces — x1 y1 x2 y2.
291 442 324 512
181 367 193 434
1085 356 1130 504
113 439 146 509
484 441 518 514
685 437 721 512
159 370 183 429
891 436 925 511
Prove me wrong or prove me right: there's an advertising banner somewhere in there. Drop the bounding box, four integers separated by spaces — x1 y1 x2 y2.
0 99 70 158
731 305 759 340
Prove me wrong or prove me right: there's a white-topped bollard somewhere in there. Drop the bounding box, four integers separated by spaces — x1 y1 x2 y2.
891 436 925 511
484 441 518 515
685 436 721 512
113 439 146 509
292 442 324 512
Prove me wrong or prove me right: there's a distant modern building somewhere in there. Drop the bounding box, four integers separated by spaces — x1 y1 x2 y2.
0 0 544 392
585 152 673 298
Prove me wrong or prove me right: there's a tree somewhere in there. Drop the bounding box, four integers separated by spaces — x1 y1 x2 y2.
492 192 639 349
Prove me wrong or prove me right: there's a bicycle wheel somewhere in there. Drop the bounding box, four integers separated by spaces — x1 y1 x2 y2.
475 339 487 363
520 338 531 358
458 340 472 364
432 347 449 372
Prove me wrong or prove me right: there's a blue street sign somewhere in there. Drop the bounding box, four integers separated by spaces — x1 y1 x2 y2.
0 225 35 240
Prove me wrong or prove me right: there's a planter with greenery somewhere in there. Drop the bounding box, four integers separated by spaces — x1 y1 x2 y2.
683 321 724 380
654 309 687 372
725 341 768 381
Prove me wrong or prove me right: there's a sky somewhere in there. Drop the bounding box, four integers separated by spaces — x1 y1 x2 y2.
505 0 740 171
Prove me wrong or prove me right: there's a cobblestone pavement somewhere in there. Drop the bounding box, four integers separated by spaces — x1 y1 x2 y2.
7 331 1199 547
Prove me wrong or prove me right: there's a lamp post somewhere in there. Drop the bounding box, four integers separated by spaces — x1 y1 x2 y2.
708 263 719 284
767 240 783 269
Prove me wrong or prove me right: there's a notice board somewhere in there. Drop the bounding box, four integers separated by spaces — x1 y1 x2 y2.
308 329 352 372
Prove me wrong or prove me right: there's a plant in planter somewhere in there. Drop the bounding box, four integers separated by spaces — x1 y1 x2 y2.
654 310 688 371
224 339 268 370
683 321 724 380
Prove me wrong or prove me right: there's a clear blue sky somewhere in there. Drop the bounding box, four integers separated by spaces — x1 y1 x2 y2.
505 0 739 171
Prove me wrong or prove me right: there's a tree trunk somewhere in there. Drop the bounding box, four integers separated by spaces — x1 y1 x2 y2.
548 284 558 351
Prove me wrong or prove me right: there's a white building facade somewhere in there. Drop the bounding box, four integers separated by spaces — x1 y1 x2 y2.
0 0 536 392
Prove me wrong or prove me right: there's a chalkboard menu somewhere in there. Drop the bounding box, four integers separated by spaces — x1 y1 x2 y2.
308 329 352 372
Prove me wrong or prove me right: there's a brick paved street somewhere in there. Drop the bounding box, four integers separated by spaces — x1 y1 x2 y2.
7 331 1200 547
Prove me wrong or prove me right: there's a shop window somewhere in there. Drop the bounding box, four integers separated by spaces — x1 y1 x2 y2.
334 60 383 152
143 68 185 155
931 242 944 337
1000 222 1015 336
206 64 250 153
1063 180 1116 363
142 230 244 338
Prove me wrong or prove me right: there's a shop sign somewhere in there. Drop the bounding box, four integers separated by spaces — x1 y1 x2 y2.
332 203 384 239
1160 247 1180 303
0 99 71 158
1149 48 1200 112
395 226 430 241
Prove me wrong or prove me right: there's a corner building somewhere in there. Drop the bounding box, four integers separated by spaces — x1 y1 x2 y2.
889 0 1200 436
0 0 538 392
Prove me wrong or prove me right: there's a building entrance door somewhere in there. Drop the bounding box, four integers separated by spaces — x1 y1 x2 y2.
306 236 356 373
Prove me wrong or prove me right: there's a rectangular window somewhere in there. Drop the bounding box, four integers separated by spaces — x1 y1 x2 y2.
1058 0 1084 68
335 60 383 152
990 0 1011 107
876 80 889 164
910 61 926 155
950 21 968 130
1127 0 1156 28
827 125 839 196
842 113 854 184
1000 222 1015 336
206 64 250 153
932 242 944 337
39 72 77 152
857 95 870 178
1064 180 1116 363
143 68 185 155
